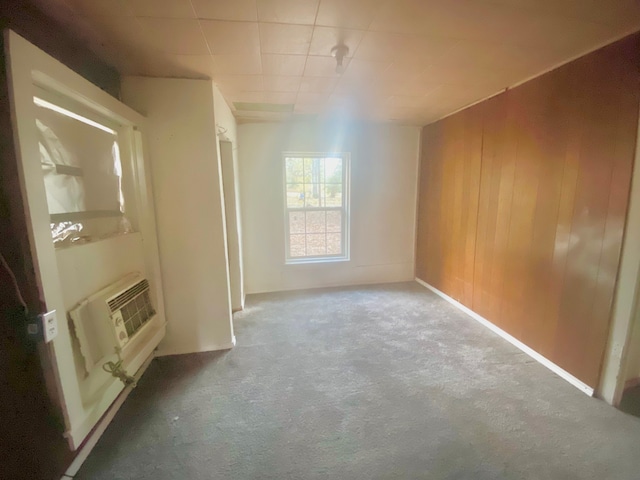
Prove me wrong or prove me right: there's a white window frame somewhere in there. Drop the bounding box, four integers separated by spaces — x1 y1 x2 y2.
283 152 350 264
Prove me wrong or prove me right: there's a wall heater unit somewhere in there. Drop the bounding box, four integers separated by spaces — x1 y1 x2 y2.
69 273 155 373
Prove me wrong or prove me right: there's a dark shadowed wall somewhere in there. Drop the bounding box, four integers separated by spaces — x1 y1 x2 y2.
416 33 640 388
0 1 119 479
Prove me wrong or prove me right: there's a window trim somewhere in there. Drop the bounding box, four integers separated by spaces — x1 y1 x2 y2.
283 152 350 264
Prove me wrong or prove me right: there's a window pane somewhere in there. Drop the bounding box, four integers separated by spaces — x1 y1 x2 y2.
306 211 325 234
304 184 321 207
285 157 303 184
324 157 343 183
306 234 326 255
289 234 306 257
324 184 342 206
289 211 305 234
286 184 304 208
304 157 323 185
327 233 342 255
326 211 342 233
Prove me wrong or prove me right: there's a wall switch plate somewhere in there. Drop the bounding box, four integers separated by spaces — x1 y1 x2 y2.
41 310 57 343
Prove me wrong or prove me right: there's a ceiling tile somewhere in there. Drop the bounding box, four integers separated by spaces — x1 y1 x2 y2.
257 0 320 25
354 31 456 65
297 92 330 104
262 92 298 103
308 26 364 57
226 91 266 104
141 54 216 78
315 0 387 29
333 60 392 96
191 0 258 21
262 75 302 92
214 75 264 93
47 0 640 126
138 18 209 54
67 0 135 17
385 94 438 108
261 54 307 76
376 70 442 96
299 76 339 93
303 56 347 76
259 23 314 55
201 20 260 54
294 103 323 114
213 53 262 74
127 0 195 18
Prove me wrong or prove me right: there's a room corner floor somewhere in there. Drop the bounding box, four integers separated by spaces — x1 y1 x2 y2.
76 282 640 479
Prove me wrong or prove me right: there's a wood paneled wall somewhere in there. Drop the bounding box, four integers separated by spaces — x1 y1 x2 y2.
416 33 640 388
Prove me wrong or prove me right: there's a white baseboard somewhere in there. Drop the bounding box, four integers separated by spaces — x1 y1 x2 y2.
156 335 236 357
415 278 594 397
62 353 155 479
624 377 640 390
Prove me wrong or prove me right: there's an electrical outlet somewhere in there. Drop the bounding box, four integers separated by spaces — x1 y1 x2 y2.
42 310 57 343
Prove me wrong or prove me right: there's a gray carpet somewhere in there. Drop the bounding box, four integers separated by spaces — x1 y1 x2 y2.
76 282 640 479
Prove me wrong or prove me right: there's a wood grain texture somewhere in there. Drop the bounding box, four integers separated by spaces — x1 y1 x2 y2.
416 33 640 388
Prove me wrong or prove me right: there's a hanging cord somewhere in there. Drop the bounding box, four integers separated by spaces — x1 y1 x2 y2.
0 252 28 313
102 347 137 387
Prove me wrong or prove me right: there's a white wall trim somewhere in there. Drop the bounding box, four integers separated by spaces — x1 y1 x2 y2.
62 353 155 479
625 377 640 390
156 335 236 357
415 278 594 397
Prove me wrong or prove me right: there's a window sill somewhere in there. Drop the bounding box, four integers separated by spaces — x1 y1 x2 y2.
285 256 350 266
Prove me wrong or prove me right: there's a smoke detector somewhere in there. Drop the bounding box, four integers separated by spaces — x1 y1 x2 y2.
331 45 349 74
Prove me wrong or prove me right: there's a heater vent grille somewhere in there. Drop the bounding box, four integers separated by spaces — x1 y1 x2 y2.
107 278 149 313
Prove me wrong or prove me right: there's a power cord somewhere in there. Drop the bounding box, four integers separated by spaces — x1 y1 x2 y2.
0 252 28 313
102 347 137 387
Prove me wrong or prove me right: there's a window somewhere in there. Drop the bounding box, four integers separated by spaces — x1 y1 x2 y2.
284 153 349 263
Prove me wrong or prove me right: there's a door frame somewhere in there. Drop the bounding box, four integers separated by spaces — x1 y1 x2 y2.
599 100 640 405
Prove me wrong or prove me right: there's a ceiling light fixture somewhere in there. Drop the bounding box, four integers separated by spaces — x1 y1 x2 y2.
331 45 349 74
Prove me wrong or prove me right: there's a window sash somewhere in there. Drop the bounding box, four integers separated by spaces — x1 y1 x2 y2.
284 154 349 263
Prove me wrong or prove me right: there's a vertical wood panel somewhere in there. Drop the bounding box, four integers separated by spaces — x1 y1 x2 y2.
416 33 640 388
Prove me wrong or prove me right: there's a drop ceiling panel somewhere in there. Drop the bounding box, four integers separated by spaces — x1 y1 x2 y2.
40 0 640 125
214 75 264 93
315 0 386 29
262 54 307 76
190 0 258 21
299 76 339 93
137 18 209 55
304 56 349 77
262 75 302 92
201 20 261 54
259 23 314 55
127 0 195 19
68 0 134 17
256 0 320 25
308 26 364 57
212 53 262 75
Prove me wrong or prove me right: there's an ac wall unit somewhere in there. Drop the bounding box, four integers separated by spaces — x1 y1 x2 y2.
69 272 156 374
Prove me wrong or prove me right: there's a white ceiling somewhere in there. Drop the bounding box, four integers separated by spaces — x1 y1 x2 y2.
35 0 640 125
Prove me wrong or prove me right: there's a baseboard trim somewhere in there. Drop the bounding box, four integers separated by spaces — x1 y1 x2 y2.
415 278 594 397
62 353 155 479
624 377 640 390
156 335 236 357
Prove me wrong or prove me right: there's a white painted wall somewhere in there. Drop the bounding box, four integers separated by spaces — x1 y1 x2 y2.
238 120 420 294
121 77 234 356
213 85 245 311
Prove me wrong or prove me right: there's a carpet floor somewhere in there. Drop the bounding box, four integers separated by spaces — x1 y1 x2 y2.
76 282 640 479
